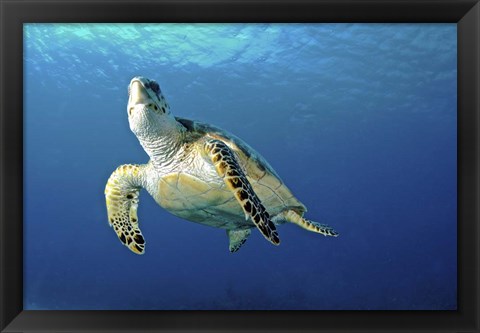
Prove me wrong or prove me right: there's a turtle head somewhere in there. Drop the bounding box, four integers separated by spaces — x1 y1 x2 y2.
127 76 175 139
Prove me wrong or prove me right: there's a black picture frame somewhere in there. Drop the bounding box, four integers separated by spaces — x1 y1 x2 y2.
1 0 479 332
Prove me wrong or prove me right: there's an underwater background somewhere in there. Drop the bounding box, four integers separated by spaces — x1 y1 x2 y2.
24 23 457 310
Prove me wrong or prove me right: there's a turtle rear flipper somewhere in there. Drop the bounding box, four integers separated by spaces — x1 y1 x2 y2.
205 139 280 246
283 210 339 237
227 229 252 252
105 164 146 254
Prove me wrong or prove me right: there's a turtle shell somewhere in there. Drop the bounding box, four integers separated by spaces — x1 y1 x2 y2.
175 117 307 216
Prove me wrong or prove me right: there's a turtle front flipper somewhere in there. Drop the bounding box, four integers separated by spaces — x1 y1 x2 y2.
205 139 280 245
105 164 146 254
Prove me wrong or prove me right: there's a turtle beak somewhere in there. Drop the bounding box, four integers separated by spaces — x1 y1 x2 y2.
128 79 150 116
129 80 150 105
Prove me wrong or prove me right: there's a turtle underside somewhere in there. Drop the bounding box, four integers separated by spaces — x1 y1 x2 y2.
152 117 307 230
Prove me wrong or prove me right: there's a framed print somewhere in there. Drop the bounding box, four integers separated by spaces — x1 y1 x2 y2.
1 0 479 332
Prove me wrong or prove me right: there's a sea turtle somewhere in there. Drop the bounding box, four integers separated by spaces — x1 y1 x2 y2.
105 76 338 254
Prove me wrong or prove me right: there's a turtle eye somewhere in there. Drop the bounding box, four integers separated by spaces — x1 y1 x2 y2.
153 105 159 111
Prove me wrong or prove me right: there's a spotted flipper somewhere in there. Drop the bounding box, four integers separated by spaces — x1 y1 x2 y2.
227 229 252 253
284 210 338 237
205 139 280 245
105 164 146 254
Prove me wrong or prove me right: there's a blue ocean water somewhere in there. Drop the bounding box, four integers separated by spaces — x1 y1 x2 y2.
23 23 457 310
